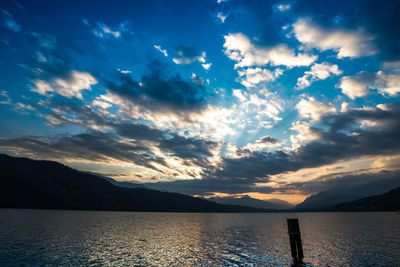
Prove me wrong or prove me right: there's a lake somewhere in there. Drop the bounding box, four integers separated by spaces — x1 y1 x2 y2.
0 209 399 266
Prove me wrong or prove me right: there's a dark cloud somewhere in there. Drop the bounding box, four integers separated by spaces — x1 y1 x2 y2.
31 99 219 162
257 136 278 144
34 100 110 128
2 102 400 196
24 32 73 79
113 123 219 159
0 109 219 175
23 32 96 82
172 45 206 65
213 150 296 179
0 131 163 169
142 175 276 196
220 103 400 182
106 61 208 112
177 102 400 195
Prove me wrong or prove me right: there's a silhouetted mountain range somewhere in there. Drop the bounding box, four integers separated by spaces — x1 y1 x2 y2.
330 186 400 211
295 176 400 210
206 195 294 210
0 154 266 212
1 154 399 212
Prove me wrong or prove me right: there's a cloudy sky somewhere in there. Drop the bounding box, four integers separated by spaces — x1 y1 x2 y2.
1 0 400 204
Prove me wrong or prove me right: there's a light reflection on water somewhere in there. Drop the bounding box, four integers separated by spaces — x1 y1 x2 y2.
0 209 399 266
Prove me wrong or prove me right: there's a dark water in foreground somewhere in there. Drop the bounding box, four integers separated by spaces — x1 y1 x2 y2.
0 209 399 266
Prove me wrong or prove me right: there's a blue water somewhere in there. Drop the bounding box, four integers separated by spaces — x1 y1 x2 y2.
0 209 399 266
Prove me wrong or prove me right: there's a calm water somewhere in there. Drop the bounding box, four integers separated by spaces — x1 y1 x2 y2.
0 209 399 266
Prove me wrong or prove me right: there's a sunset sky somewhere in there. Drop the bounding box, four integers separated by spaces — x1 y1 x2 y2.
1 0 400 204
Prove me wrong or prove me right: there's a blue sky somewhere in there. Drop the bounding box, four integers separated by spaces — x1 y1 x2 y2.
1 0 400 204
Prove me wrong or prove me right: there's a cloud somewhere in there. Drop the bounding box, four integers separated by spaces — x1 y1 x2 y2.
243 135 280 151
202 63 212 70
290 121 321 149
117 68 131 74
296 97 336 121
275 4 291 12
293 18 377 58
105 61 208 113
223 33 316 68
0 119 221 180
338 73 373 99
172 45 208 65
296 62 342 89
82 18 89 26
238 67 283 88
211 102 400 185
142 175 276 195
217 12 227 23
23 32 81 80
91 21 134 40
153 45 168 57
0 9 20 32
191 73 204 87
0 131 166 172
232 89 283 123
0 91 11 105
338 60 400 99
92 99 112 110
2 101 400 196
32 71 97 99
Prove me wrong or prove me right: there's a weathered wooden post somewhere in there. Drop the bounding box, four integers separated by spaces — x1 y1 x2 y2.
287 218 305 267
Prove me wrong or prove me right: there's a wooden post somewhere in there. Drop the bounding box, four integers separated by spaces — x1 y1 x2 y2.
287 218 305 267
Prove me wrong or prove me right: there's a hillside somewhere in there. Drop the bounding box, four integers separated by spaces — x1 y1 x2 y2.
295 176 400 210
331 186 400 211
206 195 293 210
0 154 265 212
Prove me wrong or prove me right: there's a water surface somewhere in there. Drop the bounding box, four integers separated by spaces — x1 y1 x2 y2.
0 209 399 266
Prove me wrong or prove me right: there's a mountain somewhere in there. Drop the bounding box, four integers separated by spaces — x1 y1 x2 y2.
295 176 400 210
0 154 265 212
88 172 144 189
331 186 400 211
206 195 293 210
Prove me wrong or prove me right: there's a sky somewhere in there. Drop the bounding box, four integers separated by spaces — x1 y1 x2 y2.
1 0 400 204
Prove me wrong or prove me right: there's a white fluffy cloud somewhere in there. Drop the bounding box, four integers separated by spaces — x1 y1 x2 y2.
202 63 212 70
233 89 283 123
338 60 400 99
290 121 320 149
32 71 97 99
223 33 316 68
339 73 372 99
293 18 377 58
296 97 336 121
238 67 283 88
297 62 342 89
